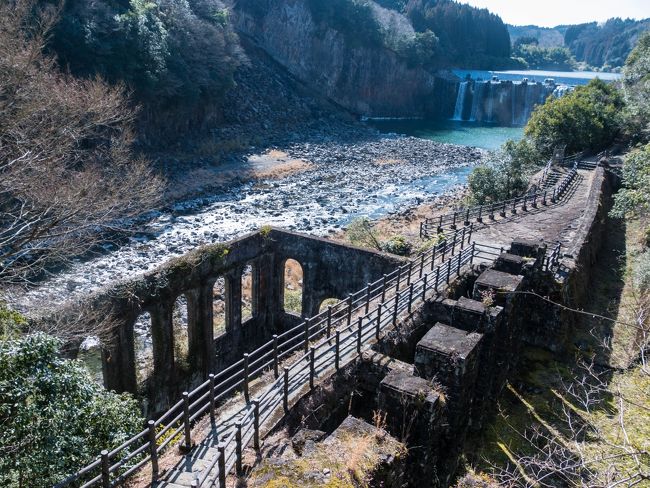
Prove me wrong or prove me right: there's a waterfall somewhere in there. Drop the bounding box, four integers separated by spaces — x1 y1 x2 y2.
469 82 484 122
452 81 468 121
486 82 495 123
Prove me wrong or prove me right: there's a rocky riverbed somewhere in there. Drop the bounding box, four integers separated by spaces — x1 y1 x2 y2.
7 132 484 313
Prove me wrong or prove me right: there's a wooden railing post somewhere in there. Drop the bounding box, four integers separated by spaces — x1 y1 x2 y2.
470 242 476 264
209 373 216 423
464 208 470 226
304 319 310 353
407 262 413 286
451 211 457 229
431 245 436 270
309 347 316 389
501 201 507 217
408 283 414 313
218 443 227 488
365 283 371 314
435 266 440 291
243 354 250 403
252 399 260 452
283 367 289 412
460 227 466 250
419 254 424 278
101 450 110 488
183 392 192 451
468 222 474 244
357 317 363 355
393 293 400 326
438 214 443 233
376 305 382 340
381 274 387 301
512 199 517 214
273 335 279 379
148 420 159 482
235 421 243 475
326 306 332 338
335 330 340 370
457 252 462 276
477 205 483 222
446 260 451 284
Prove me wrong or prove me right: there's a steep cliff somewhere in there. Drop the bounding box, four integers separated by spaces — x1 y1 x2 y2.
231 0 444 117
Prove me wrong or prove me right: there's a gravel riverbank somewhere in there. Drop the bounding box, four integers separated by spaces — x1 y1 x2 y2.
6 130 485 313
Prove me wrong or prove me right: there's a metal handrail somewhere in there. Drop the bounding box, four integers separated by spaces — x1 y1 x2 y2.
420 161 580 239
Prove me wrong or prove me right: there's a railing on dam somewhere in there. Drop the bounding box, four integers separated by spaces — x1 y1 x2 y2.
419 160 581 239
55 227 500 488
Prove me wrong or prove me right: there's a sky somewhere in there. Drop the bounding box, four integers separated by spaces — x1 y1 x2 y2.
459 0 649 27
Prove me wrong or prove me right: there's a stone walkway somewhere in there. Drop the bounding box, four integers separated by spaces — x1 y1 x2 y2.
470 169 595 252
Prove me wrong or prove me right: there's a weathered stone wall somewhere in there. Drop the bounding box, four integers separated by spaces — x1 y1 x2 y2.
78 228 402 413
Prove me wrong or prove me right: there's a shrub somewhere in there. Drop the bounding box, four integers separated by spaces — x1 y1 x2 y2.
525 78 624 156
382 236 413 256
0 333 144 487
347 218 383 251
612 143 650 220
467 139 541 204
284 289 303 314
633 252 650 292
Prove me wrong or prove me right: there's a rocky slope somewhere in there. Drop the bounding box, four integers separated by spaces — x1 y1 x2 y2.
230 0 452 118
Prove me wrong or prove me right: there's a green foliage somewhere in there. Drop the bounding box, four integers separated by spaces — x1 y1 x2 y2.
622 31 650 143
0 334 144 487
467 139 542 204
382 235 413 256
564 18 650 70
513 42 577 71
347 218 383 251
394 30 439 68
633 251 650 292
0 305 27 340
284 289 303 314
307 0 384 49
404 0 511 67
50 0 244 140
525 78 624 155
612 144 650 220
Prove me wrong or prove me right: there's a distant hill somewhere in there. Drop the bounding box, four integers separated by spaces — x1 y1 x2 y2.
509 18 650 70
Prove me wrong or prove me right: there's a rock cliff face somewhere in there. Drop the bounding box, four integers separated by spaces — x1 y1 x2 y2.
231 0 443 118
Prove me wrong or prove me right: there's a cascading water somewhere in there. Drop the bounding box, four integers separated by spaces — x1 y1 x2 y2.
469 82 484 122
452 81 468 121
486 82 495 123
454 78 559 126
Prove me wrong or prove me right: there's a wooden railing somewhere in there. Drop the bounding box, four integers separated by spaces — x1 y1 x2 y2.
56 227 490 488
420 161 580 239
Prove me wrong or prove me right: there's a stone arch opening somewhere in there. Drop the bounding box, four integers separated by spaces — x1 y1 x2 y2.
172 294 189 373
319 298 339 314
283 258 303 315
134 311 153 392
241 262 256 324
213 276 227 339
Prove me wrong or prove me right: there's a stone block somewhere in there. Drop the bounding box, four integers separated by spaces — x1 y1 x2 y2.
510 239 547 264
451 296 486 332
493 252 525 275
427 296 456 325
414 322 483 383
472 269 524 306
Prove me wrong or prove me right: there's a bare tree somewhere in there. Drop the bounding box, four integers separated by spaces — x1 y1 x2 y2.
0 0 163 285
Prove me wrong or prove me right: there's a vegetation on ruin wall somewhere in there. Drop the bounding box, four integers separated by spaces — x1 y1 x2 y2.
0 332 144 488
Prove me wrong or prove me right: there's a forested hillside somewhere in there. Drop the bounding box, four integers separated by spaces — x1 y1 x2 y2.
509 17 650 71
